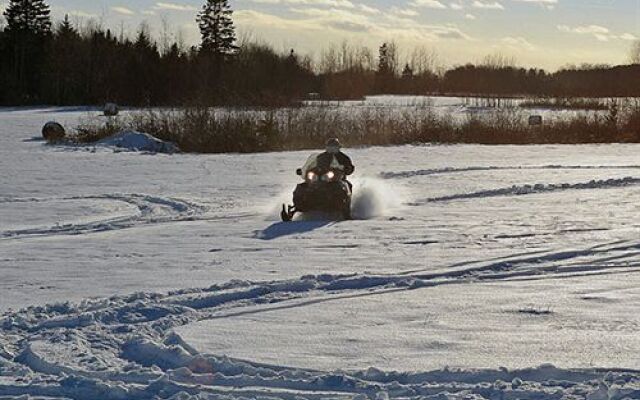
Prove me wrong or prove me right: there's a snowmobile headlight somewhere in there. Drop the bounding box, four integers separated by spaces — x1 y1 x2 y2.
306 172 318 182
323 171 336 181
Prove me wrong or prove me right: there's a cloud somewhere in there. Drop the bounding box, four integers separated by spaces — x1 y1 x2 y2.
154 2 198 12
358 4 380 14
409 0 447 8
501 36 536 50
251 0 355 8
465 13 476 20
391 7 419 17
511 0 556 10
557 24 637 42
235 8 471 43
289 6 371 32
375 14 471 41
68 10 99 19
558 24 609 42
511 0 556 4
111 6 135 16
472 1 504 10
558 24 609 35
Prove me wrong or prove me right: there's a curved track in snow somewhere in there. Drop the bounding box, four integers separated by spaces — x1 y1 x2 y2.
2 239 640 399
0 194 208 239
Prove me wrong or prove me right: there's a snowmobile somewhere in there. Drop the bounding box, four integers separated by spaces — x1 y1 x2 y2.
281 164 352 222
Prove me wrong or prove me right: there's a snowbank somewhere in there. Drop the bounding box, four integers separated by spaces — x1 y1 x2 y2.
97 130 178 154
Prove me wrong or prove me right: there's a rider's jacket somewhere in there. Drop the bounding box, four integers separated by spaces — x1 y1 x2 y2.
301 151 355 176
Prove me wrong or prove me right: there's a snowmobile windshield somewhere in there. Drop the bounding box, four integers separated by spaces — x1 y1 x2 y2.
301 153 345 175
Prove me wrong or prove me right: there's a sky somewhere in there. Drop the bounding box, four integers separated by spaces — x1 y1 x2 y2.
1 0 639 70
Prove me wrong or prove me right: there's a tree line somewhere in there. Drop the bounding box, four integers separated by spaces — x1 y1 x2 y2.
2 0 640 107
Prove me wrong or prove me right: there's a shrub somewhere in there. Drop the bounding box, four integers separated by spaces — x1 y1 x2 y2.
72 105 640 153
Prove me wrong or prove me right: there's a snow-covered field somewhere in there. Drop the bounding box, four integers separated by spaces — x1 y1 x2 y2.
2 107 640 399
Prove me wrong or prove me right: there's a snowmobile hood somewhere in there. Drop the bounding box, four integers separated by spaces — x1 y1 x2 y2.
301 153 345 176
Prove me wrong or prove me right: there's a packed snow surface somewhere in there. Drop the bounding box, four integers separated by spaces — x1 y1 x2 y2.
2 106 640 399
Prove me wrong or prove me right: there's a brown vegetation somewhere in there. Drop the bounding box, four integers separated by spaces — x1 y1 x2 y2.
71 104 640 153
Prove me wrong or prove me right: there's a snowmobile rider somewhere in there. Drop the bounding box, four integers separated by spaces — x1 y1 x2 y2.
287 138 354 221
299 138 354 193
319 138 354 178
298 137 355 188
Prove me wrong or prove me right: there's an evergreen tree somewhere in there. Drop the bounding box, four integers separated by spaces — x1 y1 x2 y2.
56 14 76 39
196 0 237 56
129 24 160 105
402 63 413 80
375 43 396 93
3 0 51 102
48 14 80 104
4 0 51 35
377 43 391 77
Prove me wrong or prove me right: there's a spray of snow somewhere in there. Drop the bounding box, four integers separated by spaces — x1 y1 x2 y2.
265 187 296 221
351 177 403 220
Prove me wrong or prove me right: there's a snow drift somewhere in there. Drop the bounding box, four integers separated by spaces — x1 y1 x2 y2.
97 130 178 153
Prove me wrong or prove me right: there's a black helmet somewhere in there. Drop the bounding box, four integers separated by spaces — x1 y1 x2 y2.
326 138 341 153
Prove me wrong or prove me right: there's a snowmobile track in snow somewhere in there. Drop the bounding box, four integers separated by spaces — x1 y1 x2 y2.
2 239 640 399
380 164 640 179
0 194 216 240
410 176 640 204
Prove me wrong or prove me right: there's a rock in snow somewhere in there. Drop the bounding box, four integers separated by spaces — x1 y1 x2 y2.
97 130 178 154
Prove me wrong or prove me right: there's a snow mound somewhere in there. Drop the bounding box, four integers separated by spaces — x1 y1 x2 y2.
97 130 178 153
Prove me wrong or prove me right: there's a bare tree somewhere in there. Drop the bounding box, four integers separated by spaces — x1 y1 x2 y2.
159 15 173 56
481 52 516 68
318 41 374 74
409 46 441 76
319 44 338 74
629 40 640 64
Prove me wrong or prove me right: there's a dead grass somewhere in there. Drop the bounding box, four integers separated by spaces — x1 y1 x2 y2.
71 105 640 153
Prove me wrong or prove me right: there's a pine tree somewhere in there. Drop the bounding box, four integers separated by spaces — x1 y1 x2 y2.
56 14 77 40
402 63 414 80
377 43 391 77
375 43 396 94
47 14 81 104
3 0 52 102
4 0 51 36
196 0 237 56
